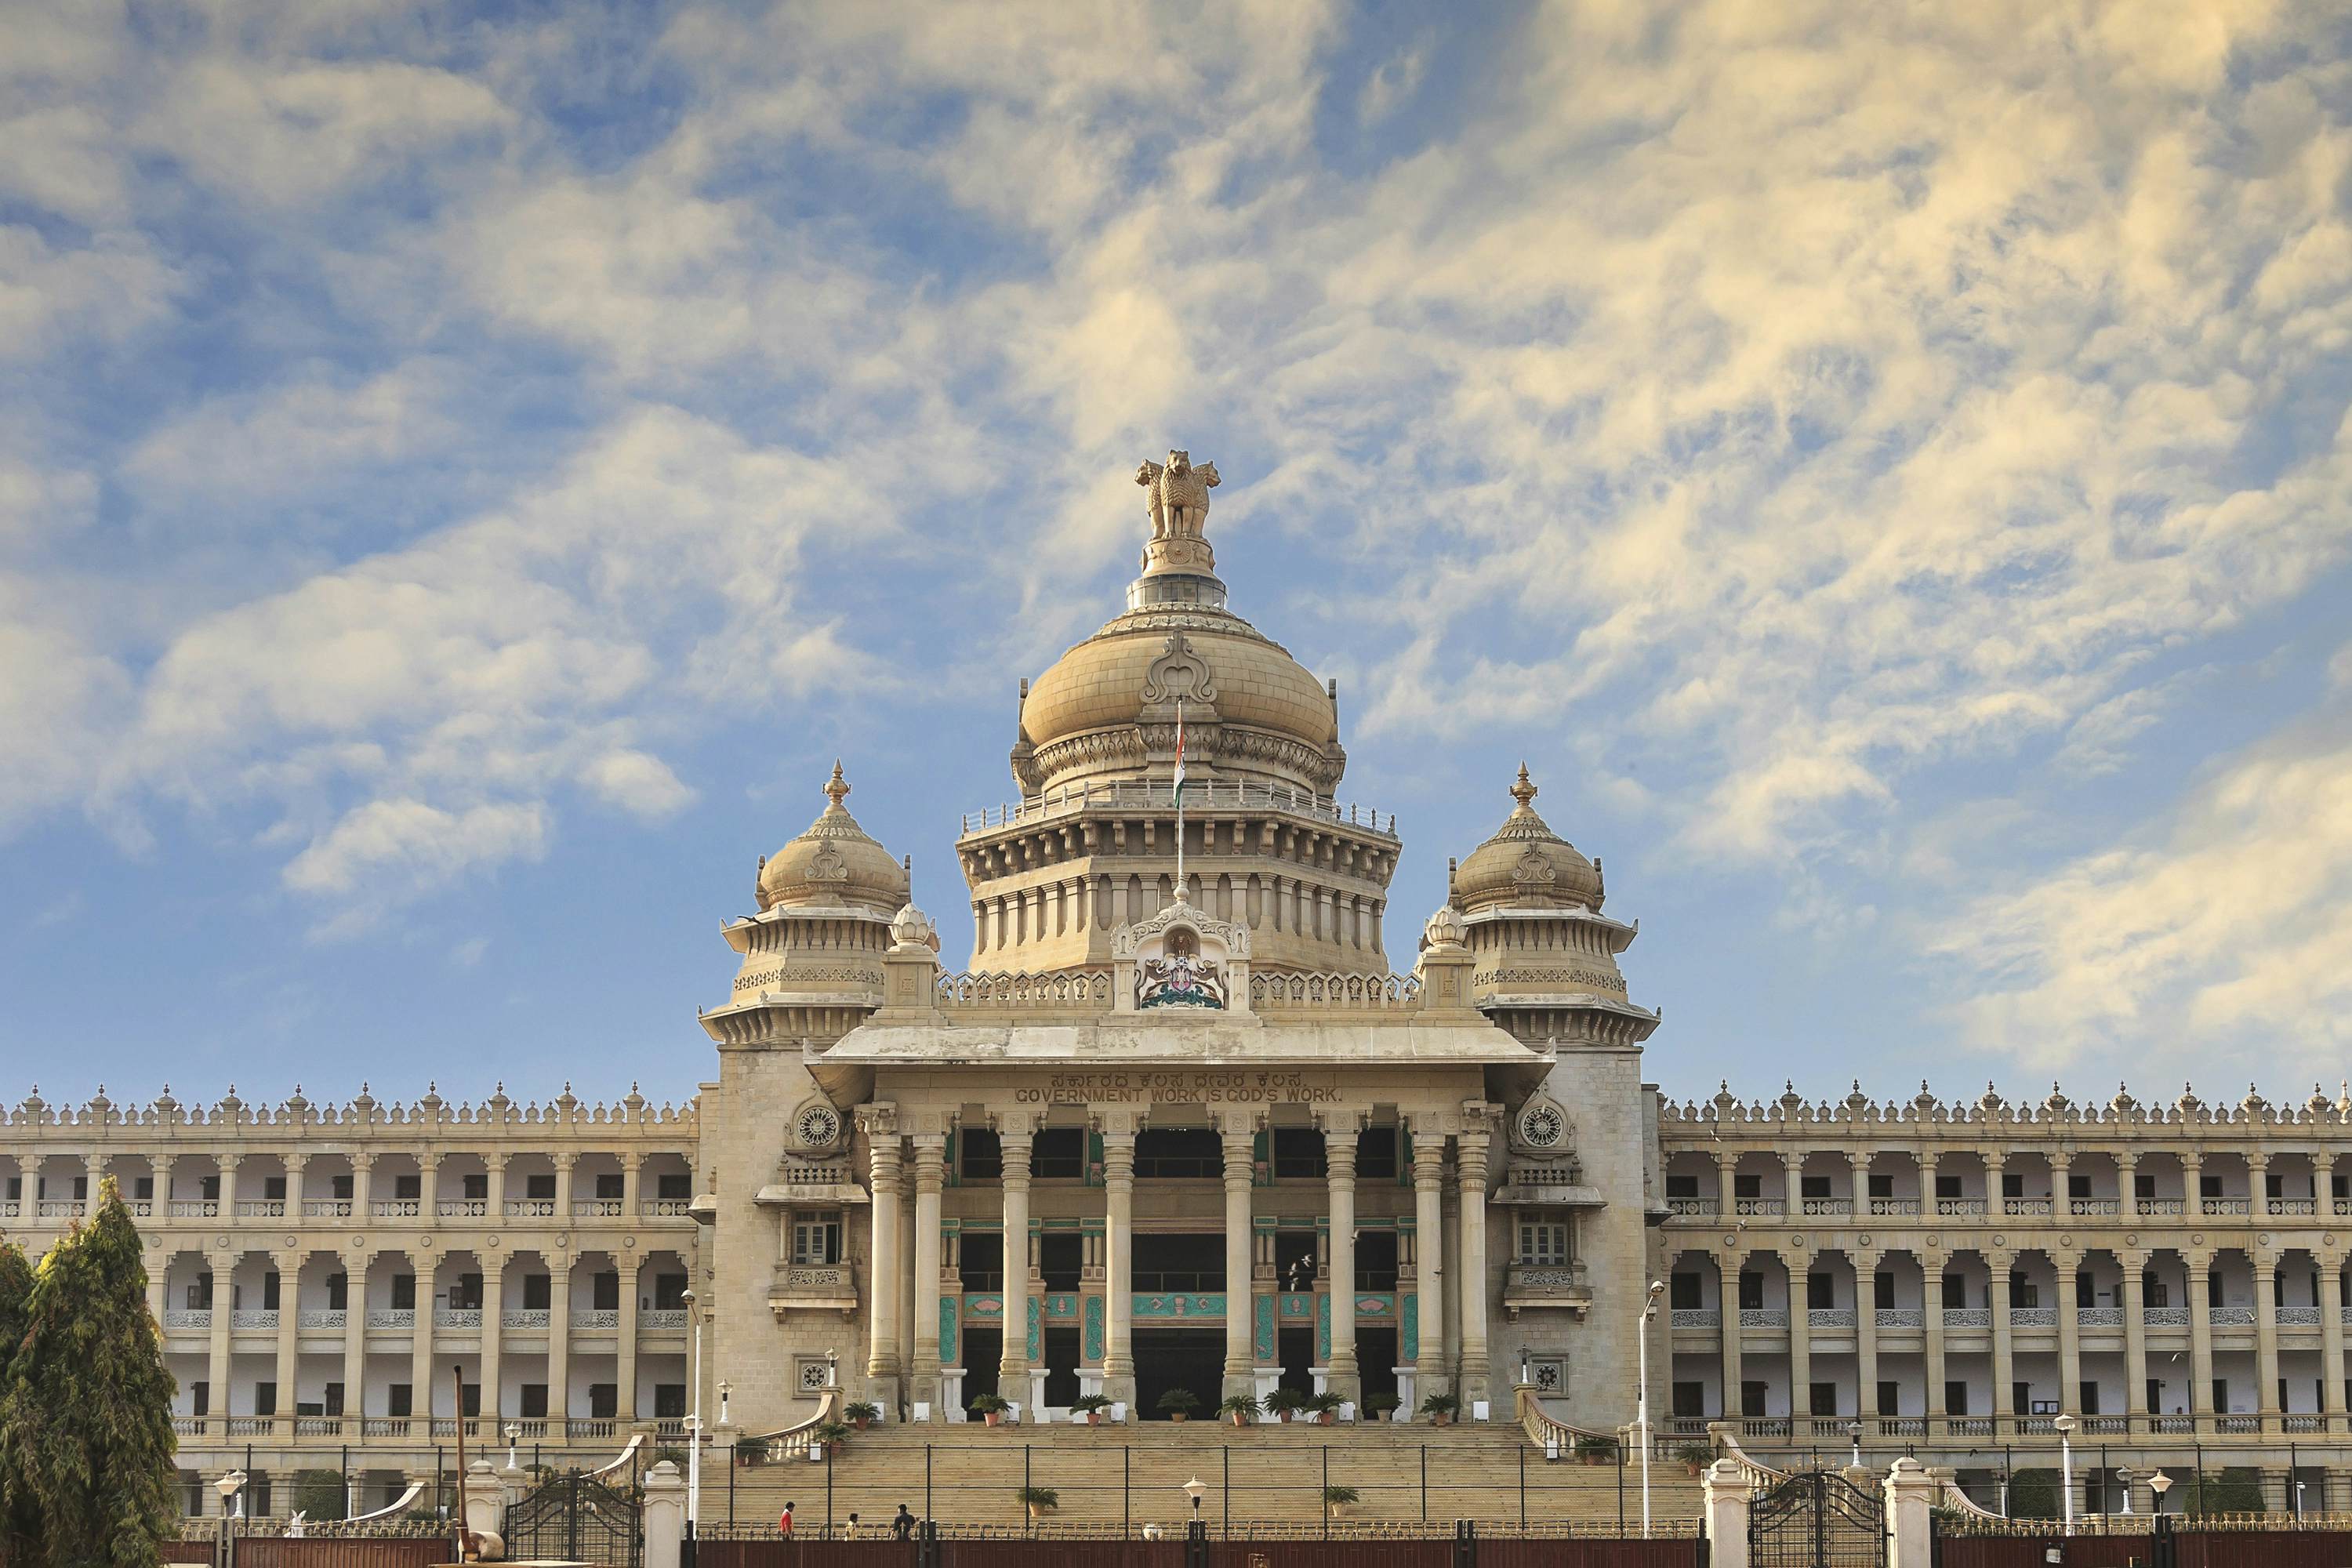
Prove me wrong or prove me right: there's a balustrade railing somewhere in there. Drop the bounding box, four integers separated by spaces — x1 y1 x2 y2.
1248 971 1421 1009
937 970 1114 1008
961 778 1397 837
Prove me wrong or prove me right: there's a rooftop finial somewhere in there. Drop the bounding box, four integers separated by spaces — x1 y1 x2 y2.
1511 763 1537 810
824 760 850 811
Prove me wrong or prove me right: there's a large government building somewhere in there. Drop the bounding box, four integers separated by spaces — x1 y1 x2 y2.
5 454 2349 1510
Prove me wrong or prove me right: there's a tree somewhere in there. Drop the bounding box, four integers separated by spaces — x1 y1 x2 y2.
0 1241 36 1566
292 1470 349 1523
0 1178 179 1568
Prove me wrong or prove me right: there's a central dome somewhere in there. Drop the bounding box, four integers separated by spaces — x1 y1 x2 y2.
1011 453 1343 798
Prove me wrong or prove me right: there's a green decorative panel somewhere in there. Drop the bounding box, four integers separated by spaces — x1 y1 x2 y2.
1253 1294 1275 1362
1131 1293 1224 1318
1083 1294 1105 1361
1252 1130 1272 1188
1279 1291 1314 1320
1041 1292 1079 1316
965 1294 1005 1320
1401 1294 1417 1360
1351 1293 1396 1319
944 1130 959 1187
941 1296 959 1364
1025 1296 1041 1363
1317 1290 1330 1362
1086 1132 1105 1186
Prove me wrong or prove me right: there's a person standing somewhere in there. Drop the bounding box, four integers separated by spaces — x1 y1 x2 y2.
779 1501 794 1537
892 1504 914 1541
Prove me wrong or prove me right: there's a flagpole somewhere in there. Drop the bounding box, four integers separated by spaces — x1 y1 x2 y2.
1174 698 1185 901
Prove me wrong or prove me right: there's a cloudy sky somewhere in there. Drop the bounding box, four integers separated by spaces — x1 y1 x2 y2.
4 0 2350 1112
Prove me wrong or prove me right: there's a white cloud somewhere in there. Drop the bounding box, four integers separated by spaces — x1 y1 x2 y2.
582 750 695 819
282 797 547 898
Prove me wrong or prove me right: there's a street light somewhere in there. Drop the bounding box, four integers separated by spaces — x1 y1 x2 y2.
1848 1420 1863 1469
682 1287 703 1533
504 1422 521 1472
1184 1475 1205 1538
1638 1279 1664 1534
215 1471 247 1519
2117 1465 2132 1515
719 1380 731 1427
2052 1414 2078 1534
2148 1470 2172 1510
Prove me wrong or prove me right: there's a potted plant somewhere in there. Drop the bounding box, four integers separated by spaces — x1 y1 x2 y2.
1156 1387 1200 1423
813 1420 852 1458
1306 1390 1345 1425
1363 1392 1400 1424
734 1436 767 1468
970 1392 1012 1428
1072 1393 1114 1427
1015 1485 1058 1522
1265 1388 1309 1423
1323 1485 1359 1519
844 1400 881 1432
1573 1433 1617 1466
1419 1392 1460 1427
1218 1393 1261 1428
1674 1441 1713 1477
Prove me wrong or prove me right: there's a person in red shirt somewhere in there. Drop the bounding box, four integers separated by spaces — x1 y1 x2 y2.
779 1501 794 1537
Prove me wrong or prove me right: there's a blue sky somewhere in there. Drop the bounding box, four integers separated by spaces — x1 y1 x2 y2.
5 0 2351 1112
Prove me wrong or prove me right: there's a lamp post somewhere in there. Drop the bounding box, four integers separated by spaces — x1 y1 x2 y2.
683 1287 702 1532
1639 1279 1664 1534
505 1422 521 1472
2117 1465 2132 1515
215 1470 246 1519
2052 1414 2077 1534
719 1380 731 1427
2148 1469 2172 1511
1848 1420 1863 1469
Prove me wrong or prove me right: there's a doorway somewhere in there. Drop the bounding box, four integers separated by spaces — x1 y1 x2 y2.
1043 1327 1080 1408
962 1328 1000 1414
1134 1328 1223 1419
1359 1327 1399 1409
1279 1327 1314 1396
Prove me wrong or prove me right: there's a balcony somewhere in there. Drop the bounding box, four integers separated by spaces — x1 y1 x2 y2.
2010 1307 2057 1328
1807 1308 1856 1329
162 1308 210 1330
2268 1198 2318 1216
369 1200 421 1218
37 1200 82 1220
2145 1307 2190 1327
0 1201 15 1218
1733 1198 1785 1217
1669 1308 1719 1330
2200 1197 2252 1216
169 1200 218 1218
504 1199 557 1218
299 1308 347 1330
2068 1199 2121 1215
126 1200 153 1217
230 1309 278 1330
366 1308 416 1330
234 1200 285 1218
1800 1198 1853 1217
1737 1308 1791 1328
641 1309 688 1330
1875 1308 1925 1329
568 1418 621 1439
1666 1198 1718 1217
303 1200 353 1218
2209 1305 2256 1326
2076 1307 2125 1327
2278 1306 2322 1326
1935 1198 1987 1216
1943 1307 1991 1328
437 1200 488 1218
501 1308 552 1330
642 1200 694 1218
2135 1198 2185 1215
435 1308 484 1329
295 1417 345 1436
572 1308 621 1330
1867 1198 1922 1216
572 1200 625 1218
1503 1261 1593 1319
2001 1198 2053 1217
360 1418 416 1437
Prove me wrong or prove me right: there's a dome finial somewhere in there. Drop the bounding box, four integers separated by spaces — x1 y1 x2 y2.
824 760 850 811
1511 763 1537 809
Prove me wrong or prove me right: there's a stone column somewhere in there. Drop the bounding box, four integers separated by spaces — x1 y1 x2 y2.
1781 1152 1803 1218
1849 1152 1874 1218
554 1153 577 1223
1983 1151 2005 1217
2056 1249 2082 1417
1102 1127 1138 1406
1717 1152 1738 1221
273 1248 302 1435
1721 1253 1745 1418
85 1151 105 1215
146 1256 167 1328
620 1152 641 1221
1923 1257 1947 1423
1856 1249 1881 1421
486 1154 508 1220
547 1259 572 1425
2187 1248 2215 1417
618 1257 641 1421
2255 1254 2281 1434
341 1251 368 1429
1325 1128 1360 1401
350 1152 375 1219
1411 1126 1449 1398
1918 1152 1940 1218
219 1152 243 1218
2122 1251 2149 1430
865 1122 903 1399
480 1255 506 1422
1990 1250 2015 1422
1702 1460 1754 1568
2181 1151 2203 1218
206 1248 236 1429
1787 1247 1813 1419
409 1248 436 1428
2116 1152 2139 1218
1884 1457 1937 1568
909 1133 948 1406
1221 1120 1256 1397
998 1124 1033 1399
1456 1127 1491 1406
2322 1254 2347 1428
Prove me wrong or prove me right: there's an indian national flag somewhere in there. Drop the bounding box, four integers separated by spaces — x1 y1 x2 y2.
1172 700 1189 802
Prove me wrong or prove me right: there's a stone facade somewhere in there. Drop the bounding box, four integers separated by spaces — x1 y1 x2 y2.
6 452 2345 1509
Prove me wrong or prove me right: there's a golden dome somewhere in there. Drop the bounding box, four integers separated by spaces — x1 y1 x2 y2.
756 763 909 916
1452 765 1604 913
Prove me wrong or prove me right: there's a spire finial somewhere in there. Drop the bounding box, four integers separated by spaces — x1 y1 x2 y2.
1511 763 1537 809
824 760 850 810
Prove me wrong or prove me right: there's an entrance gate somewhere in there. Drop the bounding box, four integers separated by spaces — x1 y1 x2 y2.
1749 1470 1886 1568
503 1469 644 1567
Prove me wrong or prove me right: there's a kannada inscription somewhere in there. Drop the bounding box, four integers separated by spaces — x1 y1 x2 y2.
1013 1070 1341 1105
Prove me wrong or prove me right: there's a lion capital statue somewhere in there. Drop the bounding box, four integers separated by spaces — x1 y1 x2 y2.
1136 449 1219 539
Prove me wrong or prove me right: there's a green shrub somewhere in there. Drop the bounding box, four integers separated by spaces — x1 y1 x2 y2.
292 1470 348 1523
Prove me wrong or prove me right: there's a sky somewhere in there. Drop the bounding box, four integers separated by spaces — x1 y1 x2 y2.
3 0 2351 1113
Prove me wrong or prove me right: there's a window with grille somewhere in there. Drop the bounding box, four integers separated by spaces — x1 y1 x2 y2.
1518 1221 1570 1265
793 1211 842 1265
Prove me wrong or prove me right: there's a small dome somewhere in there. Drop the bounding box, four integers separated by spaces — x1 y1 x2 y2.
757 763 909 916
1452 766 1603 913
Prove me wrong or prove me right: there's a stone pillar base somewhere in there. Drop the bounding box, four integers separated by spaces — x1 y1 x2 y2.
865 1373 903 1417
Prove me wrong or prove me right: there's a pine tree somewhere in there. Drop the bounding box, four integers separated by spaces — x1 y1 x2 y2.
0 1178 178 1568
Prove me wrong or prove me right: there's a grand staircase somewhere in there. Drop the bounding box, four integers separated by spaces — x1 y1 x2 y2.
700 1419 1705 1533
